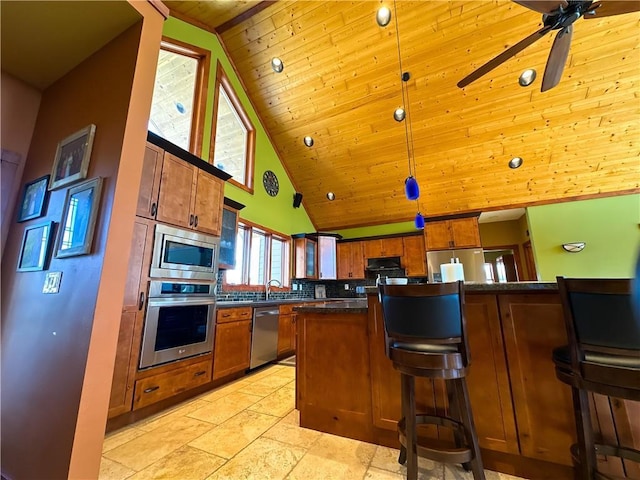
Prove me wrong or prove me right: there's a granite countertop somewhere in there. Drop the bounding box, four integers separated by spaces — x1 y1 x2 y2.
364 281 558 295
294 299 368 314
216 298 358 308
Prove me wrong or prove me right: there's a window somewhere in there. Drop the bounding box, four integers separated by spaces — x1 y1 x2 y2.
225 222 290 288
210 62 255 192
148 39 209 155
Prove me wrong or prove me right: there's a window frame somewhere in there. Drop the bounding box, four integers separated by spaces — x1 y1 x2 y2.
223 219 290 291
152 37 210 156
209 61 256 193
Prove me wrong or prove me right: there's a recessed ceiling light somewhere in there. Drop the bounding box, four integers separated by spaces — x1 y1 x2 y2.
271 57 284 73
518 69 536 87
393 108 405 122
509 157 523 169
376 6 391 27
303 136 314 147
327 192 335 201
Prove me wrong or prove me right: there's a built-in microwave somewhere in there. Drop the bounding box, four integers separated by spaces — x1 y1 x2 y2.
139 280 216 369
150 224 219 281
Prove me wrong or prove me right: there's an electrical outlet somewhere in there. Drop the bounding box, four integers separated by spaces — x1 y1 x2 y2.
292 283 298 291
344 283 349 290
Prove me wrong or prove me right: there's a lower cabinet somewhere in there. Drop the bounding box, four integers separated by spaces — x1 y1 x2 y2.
278 305 296 356
132 359 212 410
213 307 252 380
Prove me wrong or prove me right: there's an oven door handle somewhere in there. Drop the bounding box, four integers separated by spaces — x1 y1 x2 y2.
147 297 216 308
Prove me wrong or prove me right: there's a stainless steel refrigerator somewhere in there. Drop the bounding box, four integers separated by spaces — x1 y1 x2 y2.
426 249 487 283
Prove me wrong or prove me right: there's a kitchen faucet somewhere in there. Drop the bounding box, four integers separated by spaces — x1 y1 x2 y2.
265 279 282 300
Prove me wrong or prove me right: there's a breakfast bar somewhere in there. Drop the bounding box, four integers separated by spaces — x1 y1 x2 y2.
295 283 639 480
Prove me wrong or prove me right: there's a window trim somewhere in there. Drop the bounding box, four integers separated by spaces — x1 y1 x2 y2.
222 219 290 291
156 37 210 156
210 61 256 194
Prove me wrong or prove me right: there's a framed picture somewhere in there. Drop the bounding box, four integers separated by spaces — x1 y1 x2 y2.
17 175 50 222
55 177 103 258
49 124 96 190
17 221 55 271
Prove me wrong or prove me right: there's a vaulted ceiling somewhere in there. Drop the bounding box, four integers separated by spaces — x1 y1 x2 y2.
165 1 640 231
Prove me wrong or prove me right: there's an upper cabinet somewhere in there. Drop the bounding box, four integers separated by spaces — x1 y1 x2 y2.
294 236 317 279
294 234 339 280
425 217 481 250
317 235 337 280
219 199 245 270
363 237 404 259
337 241 365 280
402 235 427 276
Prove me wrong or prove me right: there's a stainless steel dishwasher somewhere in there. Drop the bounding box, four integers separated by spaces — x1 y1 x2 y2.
250 306 280 369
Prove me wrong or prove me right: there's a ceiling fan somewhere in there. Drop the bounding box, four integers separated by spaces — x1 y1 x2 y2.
457 0 640 92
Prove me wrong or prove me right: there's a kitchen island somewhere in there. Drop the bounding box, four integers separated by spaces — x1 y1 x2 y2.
295 283 639 480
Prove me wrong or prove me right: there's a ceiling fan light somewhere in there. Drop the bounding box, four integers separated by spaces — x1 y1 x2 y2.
405 176 420 200
518 68 537 86
393 108 406 122
303 136 314 147
271 57 284 73
376 6 391 27
509 157 523 169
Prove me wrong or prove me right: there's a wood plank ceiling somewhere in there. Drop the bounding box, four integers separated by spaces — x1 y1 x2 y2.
165 1 640 231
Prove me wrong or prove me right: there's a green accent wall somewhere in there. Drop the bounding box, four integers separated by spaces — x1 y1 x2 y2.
336 221 419 239
527 194 640 280
163 17 314 235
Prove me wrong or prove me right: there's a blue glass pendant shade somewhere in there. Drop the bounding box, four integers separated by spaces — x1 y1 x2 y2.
405 176 420 200
414 212 425 230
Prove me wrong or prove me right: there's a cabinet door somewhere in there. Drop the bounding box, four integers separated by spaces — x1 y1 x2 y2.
450 217 481 248
305 239 316 278
278 314 293 355
213 320 252 379
136 143 163 219
156 152 196 229
337 243 352 279
219 207 238 269
464 295 519 454
122 219 154 312
192 170 224 236
363 239 383 259
402 235 426 277
318 236 337 280
349 241 365 279
425 221 452 250
498 294 575 466
380 237 404 257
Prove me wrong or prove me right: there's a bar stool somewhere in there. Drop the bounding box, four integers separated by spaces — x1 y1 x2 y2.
378 282 484 480
554 277 640 479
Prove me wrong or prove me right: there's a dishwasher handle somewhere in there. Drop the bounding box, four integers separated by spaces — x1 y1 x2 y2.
254 309 279 317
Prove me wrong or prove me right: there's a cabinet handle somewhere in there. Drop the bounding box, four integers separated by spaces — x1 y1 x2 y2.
151 202 157 217
143 386 160 394
194 371 206 377
189 214 194 226
194 215 198 228
222 313 231 317
138 291 145 311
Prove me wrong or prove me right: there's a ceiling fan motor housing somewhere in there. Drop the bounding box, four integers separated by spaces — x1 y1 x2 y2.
543 0 597 29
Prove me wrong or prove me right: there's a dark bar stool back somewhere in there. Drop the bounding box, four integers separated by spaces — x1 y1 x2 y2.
379 282 484 480
554 277 640 479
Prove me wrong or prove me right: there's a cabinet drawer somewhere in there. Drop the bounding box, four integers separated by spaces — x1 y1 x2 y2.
217 307 252 323
279 304 297 315
133 359 212 410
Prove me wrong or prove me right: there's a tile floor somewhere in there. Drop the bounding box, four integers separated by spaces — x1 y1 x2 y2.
100 364 524 480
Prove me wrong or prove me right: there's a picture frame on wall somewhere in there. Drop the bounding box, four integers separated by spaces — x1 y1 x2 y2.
55 177 103 258
17 174 50 222
49 124 96 190
17 221 55 272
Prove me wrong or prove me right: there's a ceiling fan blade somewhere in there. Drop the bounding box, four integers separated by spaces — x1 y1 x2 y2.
583 0 640 18
458 25 554 88
513 0 568 14
541 24 573 92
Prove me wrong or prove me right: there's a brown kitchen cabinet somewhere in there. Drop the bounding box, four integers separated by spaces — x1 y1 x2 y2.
136 143 164 219
363 237 404 259
156 152 224 236
278 304 297 356
337 241 365 280
212 307 252 380
108 218 155 418
401 235 427 277
424 217 481 250
293 236 317 279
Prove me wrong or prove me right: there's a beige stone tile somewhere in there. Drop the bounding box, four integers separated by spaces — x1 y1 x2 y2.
283 380 295 389
205 437 305 480
127 445 226 480
371 445 444 478
262 412 322 450
189 410 280 459
243 366 284 382
99 457 135 480
252 373 294 389
287 433 376 480
198 379 252 402
103 416 214 471
102 427 147 453
365 467 406 480
444 464 501 480
248 386 295 417
236 381 281 397
137 399 211 432
188 391 262 425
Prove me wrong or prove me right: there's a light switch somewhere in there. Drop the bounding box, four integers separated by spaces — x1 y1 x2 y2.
43 272 62 294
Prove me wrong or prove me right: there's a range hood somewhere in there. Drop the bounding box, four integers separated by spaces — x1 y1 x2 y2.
365 256 402 271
